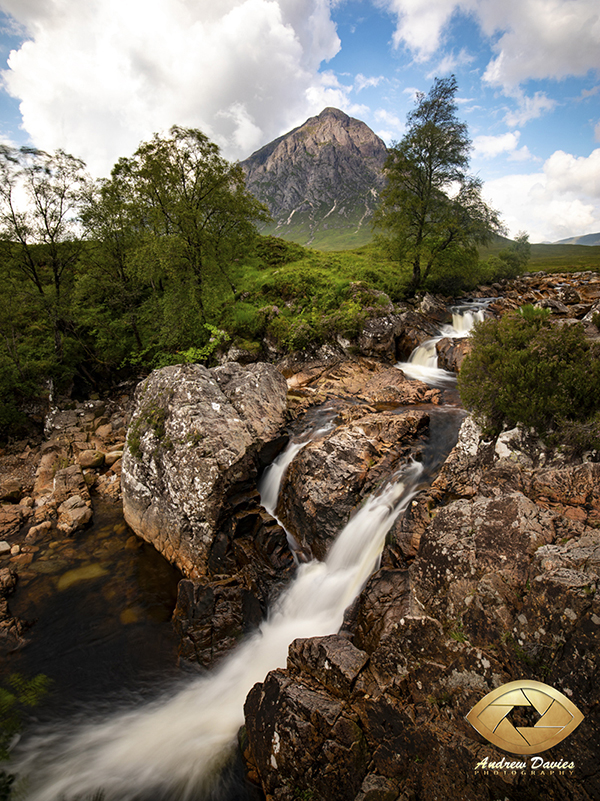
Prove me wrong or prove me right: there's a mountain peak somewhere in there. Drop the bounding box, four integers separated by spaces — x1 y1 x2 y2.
241 110 387 249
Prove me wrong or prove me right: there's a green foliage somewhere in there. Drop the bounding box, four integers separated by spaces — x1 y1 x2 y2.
374 75 502 292
458 310 600 451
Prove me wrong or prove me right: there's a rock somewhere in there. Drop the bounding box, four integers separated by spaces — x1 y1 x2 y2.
277 410 428 559
419 292 450 323
0 567 22 643
104 451 123 467
122 361 288 578
435 336 472 372
25 520 52 542
357 368 441 406
173 486 294 666
0 505 25 539
53 464 91 506
0 542 10 555
78 449 105 469
0 478 21 502
95 423 113 440
57 494 93 535
244 409 600 801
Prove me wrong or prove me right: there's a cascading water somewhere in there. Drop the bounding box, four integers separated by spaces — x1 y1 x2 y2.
10 440 423 801
397 300 488 387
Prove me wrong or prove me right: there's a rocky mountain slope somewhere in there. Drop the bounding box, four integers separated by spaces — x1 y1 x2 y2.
240 107 387 250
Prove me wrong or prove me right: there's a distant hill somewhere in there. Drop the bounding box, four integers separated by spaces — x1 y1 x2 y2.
240 107 388 250
554 233 600 246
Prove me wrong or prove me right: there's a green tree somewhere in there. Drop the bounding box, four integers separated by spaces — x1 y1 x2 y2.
374 76 502 292
458 310 600 451
0 146 89 368
111 126 269 320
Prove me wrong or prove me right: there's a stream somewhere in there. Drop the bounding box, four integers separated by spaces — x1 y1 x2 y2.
5 302 485 800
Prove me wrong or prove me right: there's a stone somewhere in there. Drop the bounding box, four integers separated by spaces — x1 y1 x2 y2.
25 521 52 542
0 505 26 539
122 361 288 578
57 494 93 535
0 478 21 502
53 464 91 505
435 336 472 372
95 423 113 440
104 450 123 467
78 449 105 469
277 410 429 559
0 542 10 556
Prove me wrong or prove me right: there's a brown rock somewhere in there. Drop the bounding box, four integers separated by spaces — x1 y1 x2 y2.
0 505 25 539
78 449 105 469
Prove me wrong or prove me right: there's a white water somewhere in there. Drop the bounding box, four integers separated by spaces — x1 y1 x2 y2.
12 454 423 801
397 303 486 387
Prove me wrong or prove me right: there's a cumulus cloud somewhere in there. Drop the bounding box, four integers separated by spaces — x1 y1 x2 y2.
472 131 531 161
483 149 600 242
379 0 600 91
0 0 343 175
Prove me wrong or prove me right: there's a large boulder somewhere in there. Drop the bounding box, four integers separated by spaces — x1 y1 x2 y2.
122 362 287 578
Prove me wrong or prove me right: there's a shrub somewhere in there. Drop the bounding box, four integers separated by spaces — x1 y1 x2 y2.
458 310 600 451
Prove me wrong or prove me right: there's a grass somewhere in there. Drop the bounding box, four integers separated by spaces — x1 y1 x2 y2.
480 236 600 273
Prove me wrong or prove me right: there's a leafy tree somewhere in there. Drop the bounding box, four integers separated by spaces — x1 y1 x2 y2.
374 76 502 292
111 126 269 319
0 147 89 372
458 309 600 451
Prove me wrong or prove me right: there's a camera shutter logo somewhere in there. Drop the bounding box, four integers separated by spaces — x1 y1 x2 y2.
466 680 584 754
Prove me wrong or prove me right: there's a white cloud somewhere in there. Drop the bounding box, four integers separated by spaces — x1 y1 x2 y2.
502 90 557 127
426 47 474 78
0 0 343 175
472 131 531 161
354 73 384 92
373 107 405 143
595 121 600 143
483 148 600 242
379 0 600 92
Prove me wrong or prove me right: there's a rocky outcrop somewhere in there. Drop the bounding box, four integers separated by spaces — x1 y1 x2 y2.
244 417 600 801
241 107 387 249
121 362 288 579
278 410 429 560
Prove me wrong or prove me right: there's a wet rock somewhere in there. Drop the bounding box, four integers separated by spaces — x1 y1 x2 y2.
278 410 429 559
173 577 263 667
0 567 23 644
435 336 472 372
244 664 368 801
173 487 294 666
122 362 288 578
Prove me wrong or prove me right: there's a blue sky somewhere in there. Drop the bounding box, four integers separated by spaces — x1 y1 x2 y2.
0 0 598 242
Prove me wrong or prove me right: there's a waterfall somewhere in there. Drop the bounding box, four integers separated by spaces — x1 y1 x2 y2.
397 301 487 387
10 449 423 801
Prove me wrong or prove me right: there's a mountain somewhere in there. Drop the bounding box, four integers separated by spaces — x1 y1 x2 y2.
240 107 388 250
554 232 600 246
